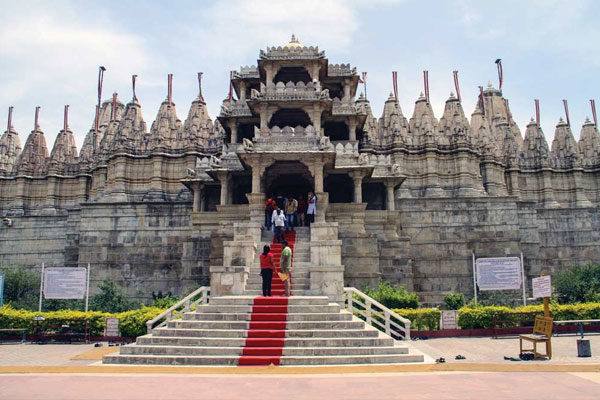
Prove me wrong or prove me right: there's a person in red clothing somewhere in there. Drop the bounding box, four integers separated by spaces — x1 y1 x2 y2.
259 245 276 297
264 197 276 230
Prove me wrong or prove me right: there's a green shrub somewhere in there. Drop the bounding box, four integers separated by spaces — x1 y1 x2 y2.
392 308 441 331
553 264 600 304
0 304 165 338
364 281 419 309
457 302 600 329
443 293 465 310
150 295 180 309
116 307 165 337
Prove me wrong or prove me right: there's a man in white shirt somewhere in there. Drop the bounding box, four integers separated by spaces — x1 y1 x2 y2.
271 207 286 243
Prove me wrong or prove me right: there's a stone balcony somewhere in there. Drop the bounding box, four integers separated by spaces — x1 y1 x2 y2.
250 81 331 102
220 100 253 117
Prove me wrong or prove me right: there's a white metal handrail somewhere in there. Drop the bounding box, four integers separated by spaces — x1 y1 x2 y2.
344 287 411 340
146 286 210 333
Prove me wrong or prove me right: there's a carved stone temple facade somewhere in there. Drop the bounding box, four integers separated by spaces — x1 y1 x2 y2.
1 37 599 305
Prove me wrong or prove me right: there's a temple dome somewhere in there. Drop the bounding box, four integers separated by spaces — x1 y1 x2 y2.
285 34 302 48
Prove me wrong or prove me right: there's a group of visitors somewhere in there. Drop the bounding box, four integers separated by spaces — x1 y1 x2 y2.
260 241 292 297
264 192 317 239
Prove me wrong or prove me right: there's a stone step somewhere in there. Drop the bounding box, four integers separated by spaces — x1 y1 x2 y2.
209 296 330 306
192 304 341 315
135 335 395 348
117 344 408 357
168 320 364 331
186 312 352 322
152 327 380 339
104 352 422 366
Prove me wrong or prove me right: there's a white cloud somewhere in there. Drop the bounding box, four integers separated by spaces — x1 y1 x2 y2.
0 2 163 149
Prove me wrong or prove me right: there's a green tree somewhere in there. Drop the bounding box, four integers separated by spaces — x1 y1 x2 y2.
0 268 40 310
554 264 600 304
364 280 419 309
89 279 136 313
444 293 466 310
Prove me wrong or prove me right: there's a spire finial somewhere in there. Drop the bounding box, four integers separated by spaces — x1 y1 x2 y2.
167 74 173 105
63 105 69 133
7 106 13 133
198 72 205 103
132 74 138 102
34 106 40 131
111 92 118 121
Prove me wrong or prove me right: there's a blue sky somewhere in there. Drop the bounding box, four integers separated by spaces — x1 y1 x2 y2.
1 0 599 150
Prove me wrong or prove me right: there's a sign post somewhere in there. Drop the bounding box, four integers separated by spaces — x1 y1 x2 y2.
472 253 477 303
0 274 5 308
532 271 552 317
85 263 91 312
43 267 87 300
38 262 45 312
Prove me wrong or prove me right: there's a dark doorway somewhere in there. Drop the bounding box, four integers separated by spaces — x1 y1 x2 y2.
274 67 312 84
324 121 350 141
203 185 220 211
231 174 251 204
264 161 313 200
324 174 353 203
269 108 312 128
362 182 386 210
237 123 258 143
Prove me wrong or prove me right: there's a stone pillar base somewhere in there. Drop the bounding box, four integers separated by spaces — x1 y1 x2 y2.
308 264 345 304
246 193 265 225
315 192 329 223
209 265 249 296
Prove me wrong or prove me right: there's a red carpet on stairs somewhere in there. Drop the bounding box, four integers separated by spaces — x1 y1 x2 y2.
238 296 289 366
238 231 296 365
238 231 296 366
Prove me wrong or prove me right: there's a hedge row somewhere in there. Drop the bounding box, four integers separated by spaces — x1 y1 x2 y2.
0 305 165 337
458 303 600 329
392 308 441 331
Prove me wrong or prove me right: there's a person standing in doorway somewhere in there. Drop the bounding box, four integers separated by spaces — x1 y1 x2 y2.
280 240 293 297
265 196 275 231
272 207 286 243
307 191 317 225
260 245 275 297
297 195 307 227
285 195 298 231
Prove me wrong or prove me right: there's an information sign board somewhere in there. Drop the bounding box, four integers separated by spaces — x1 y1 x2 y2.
105 318 120 337
441 310 458 330
43 267 87 299
532 275 552 298
476 257 522 291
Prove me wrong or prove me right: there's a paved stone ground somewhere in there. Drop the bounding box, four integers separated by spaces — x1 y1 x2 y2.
0 334 598 366
0 372 599 399
409 334 600 364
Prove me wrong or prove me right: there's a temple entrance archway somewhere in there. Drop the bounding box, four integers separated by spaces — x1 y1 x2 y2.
263 161 313 201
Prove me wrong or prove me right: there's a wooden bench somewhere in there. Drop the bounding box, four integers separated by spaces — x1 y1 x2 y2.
519 315 553 359
554 319 600 338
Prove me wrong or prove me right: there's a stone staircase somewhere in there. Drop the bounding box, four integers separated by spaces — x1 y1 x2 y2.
103 225 425 366
103 295 424 366
245 227 311 296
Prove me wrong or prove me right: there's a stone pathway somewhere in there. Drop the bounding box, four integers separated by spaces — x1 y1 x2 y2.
1 371 599 399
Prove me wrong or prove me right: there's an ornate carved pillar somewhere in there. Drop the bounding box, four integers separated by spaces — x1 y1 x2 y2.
343 79 351 102
348 117 357 142
313 104 321 136
251 163 261 193
228 121 238 144
259 104 268 131
239 81 246 102
349 170 364 203
265 63 274 89
385 180 396 211
193 182 204 212
217 171 229 205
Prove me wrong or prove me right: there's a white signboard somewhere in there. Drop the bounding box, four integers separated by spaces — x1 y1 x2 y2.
476 257 522 291
532 275 552 298
441 310 458 330
105 318 120 337
43 267 87 299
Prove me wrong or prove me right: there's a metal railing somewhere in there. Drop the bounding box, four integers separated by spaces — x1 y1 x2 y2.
146 286 210 334
344 287 411 340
